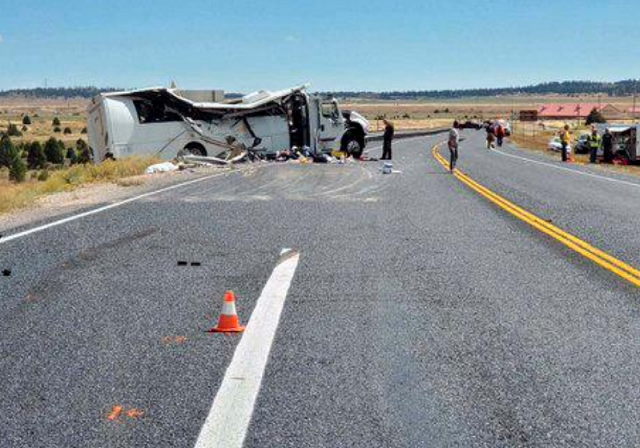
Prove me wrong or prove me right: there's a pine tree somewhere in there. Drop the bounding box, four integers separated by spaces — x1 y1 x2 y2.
44 137 64 164
76 139 92 163
0 135 26 182
66 147 78 164
7 122 22 137
0 134 18 168
585 108 606 125
9 153 26 182
27 141 47 169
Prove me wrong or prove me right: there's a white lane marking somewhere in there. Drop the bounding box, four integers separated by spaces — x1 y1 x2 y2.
492 146 640 189
194 248 300 448
0 171 234 245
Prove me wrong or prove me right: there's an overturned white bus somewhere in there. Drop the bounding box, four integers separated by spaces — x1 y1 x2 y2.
86 85 369 162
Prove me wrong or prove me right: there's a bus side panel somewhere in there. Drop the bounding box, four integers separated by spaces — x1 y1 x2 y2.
245 116 290 154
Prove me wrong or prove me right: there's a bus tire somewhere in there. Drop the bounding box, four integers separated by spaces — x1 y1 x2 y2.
182 142 207 157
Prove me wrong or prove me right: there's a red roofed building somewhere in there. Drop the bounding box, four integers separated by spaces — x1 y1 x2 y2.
538 103 622 120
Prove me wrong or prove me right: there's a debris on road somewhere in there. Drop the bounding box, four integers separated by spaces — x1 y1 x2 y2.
145 162 180 174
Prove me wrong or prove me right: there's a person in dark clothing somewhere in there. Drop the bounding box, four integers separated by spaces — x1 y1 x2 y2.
485 124 495 149
602 128 614 163
448 120 460 171
496 124 505 147
381 119 394 160
588 127 602 164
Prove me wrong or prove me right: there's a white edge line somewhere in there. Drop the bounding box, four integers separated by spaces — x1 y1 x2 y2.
194 249 300 448
0 170 234 245
492 146 640 189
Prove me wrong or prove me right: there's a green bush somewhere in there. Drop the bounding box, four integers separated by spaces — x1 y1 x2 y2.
27 141 47 169
76 139 92 163
7 123 22 137
63 127 72 135
22 115 31 125
0 135 18 168
66 147 78 164
586 108 606 125
0 135 26 182
44 137 64 164
53 126 61 133
37 170 50 181
52 117 61 126
9 154 26 182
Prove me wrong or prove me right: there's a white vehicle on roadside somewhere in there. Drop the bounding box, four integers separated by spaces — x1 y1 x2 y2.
87 85 370 163
548 136 572 153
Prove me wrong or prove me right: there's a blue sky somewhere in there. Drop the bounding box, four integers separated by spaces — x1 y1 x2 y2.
0 0 638 92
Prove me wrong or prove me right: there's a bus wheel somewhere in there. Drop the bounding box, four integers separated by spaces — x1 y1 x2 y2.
342 133 363 159
182 142 207 157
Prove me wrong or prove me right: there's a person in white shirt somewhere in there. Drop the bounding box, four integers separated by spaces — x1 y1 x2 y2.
448 121 460 172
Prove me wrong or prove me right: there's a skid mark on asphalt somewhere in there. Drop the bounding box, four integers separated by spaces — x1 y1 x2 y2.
177 164 387 203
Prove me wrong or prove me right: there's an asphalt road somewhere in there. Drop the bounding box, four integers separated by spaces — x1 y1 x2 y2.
2 132 640 447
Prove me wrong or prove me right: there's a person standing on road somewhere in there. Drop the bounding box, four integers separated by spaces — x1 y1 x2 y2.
560 124 572 162
602 128 614 163
496 123 505 147
381 119 394 160
588 126 602 164
448 120 460 172
486 123 495 149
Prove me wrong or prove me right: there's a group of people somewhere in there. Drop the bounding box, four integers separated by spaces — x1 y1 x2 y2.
485 121 507 149
559 124 614 164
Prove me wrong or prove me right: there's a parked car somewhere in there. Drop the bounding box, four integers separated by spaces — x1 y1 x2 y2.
575 134 590 154
548 136 572 153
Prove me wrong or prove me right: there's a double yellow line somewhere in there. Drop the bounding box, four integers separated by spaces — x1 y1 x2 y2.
432 145 640 288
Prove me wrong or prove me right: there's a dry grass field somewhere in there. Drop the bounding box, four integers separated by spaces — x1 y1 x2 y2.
0 97 88 145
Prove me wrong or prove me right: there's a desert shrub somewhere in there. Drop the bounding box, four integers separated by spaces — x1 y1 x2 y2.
76 139 92 163
52 117 61 126
44 137 64 164
0 135 26 182
7 123 22 137
22 115 31 125
63 127 72 135
586 108 606 125
53 126 61 133
9 154 26 182
0 135 18 168
27 141 47 169
37 170 50 181
81 127 87 134
66 147 78 164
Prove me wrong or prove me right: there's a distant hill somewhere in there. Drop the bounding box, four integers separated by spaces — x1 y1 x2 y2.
0 87 121 99
3 79 640 100
324 80 640 100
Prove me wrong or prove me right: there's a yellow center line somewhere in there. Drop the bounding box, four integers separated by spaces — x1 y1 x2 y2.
431 145 640 289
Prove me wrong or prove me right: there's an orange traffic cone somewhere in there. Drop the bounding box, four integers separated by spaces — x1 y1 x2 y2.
209 291 245 333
